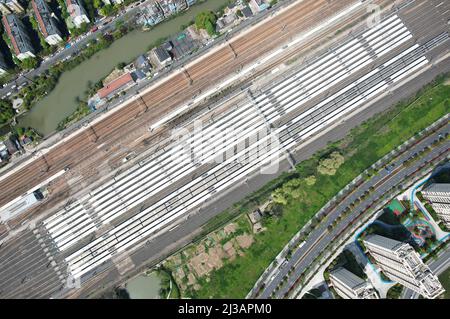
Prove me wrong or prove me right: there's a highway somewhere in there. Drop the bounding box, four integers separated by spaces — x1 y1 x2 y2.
62 0 446 298
0 0 364 209
0 1 147 98
56 3 450 284
257 124 449 299
0 0 374 298
254 0 450 299
0 0 449 299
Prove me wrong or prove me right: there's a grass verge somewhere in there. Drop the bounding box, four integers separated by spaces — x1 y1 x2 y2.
184 73 450 298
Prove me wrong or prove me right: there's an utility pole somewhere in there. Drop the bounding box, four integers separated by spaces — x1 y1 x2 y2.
182 66 193 85
137 91 149 113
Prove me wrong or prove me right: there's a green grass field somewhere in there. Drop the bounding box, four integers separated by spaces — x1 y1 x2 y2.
184 74 450 298
438 266 450 299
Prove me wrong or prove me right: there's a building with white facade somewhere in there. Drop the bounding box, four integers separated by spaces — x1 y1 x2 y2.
329 267 379 299
66 0 90 28
0 52 8 75
422 183 450 227
363 234 444 299
0 0 24 15
32 0 63 45
2 14 36 61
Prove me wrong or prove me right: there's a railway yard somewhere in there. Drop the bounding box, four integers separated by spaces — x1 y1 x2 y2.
0 0 449 299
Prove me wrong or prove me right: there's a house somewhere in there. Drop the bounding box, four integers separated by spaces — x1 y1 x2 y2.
138 2 165 27
135 55 152 74
21 135 33 145
31 0 63 45
162 40 173 52
241 6 253 18
174 0 187 11
0 0 24 15
152 46 172 66
248 209 263 224
0 142 9 161
97 72 135 100
249 0 268 14
2 14 35 61
4 136 19 155
158 0 177 17
169 32 198 59
66 0 90 28
185 0 195 7
216 12 237 33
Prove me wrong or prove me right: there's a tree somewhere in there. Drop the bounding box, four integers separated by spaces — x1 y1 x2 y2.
100 4 118 17
272 188 288 205
317 151 345 176
0 99 14 124
93 0 103 8
305 175 316 186
195 11 217 36
20 57 38 70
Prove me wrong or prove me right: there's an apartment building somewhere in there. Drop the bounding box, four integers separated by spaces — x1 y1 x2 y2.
66 0 90 28
422 183 450 227
329 267 379 299
31 0 63 45
0 0 24 15
363 234 444 299
2 14 35 61
0 52 8 75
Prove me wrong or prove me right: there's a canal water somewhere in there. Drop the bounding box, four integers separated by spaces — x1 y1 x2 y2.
126 272 162 299
18 0 228 136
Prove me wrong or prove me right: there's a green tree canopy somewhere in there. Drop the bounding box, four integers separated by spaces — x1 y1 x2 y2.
195 11 217 36
0 99 15 125
317 151 345 176
20 57 38 70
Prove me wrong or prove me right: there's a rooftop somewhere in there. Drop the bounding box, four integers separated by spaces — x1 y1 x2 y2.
330 267 366 290
2 14 34 55
66 0 87 18
98 72 134 99
154 46 171 63
364 234 407 251
170 32 197 59
0 191 42 223
423 183 450 194
241 6 253 18
31 0 60 38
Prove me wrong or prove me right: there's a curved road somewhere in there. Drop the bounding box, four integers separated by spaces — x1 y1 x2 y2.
257 123 450 298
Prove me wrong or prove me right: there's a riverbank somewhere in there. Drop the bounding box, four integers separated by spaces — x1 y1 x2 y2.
123 268 180 299
162 73 450 298
17 0 233 136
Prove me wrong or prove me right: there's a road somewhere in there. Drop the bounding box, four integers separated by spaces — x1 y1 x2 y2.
0 0 373 299
402 247 450 299
0 0 448 299
0 2 145 97
257 124 449 298
64 0 450 297
0 0 363 209
254 0 450 298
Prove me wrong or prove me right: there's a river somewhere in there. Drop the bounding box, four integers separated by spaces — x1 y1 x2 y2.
18 0 228 136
